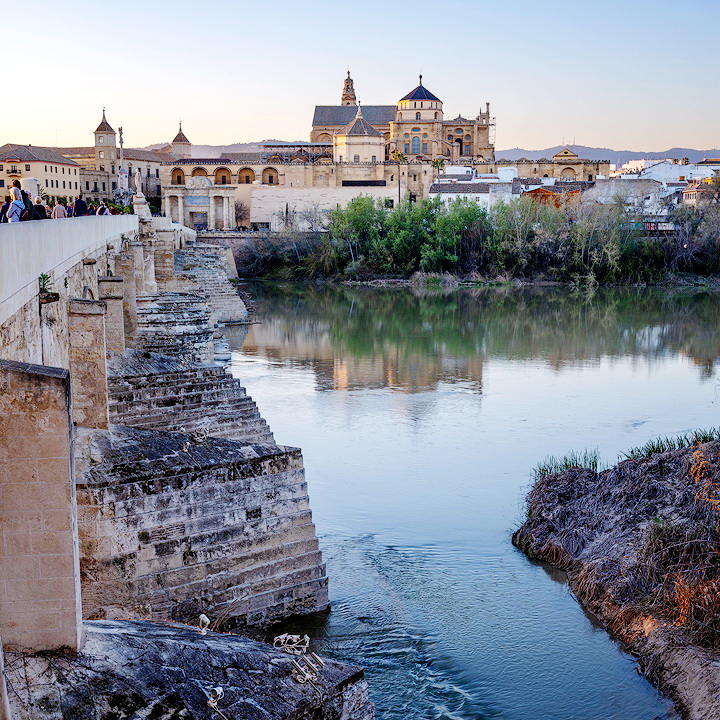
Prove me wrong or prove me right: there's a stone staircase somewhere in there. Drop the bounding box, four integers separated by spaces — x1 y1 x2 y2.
133 292 214 363
108 349 274 444
75 426 328 629
174 244 248 325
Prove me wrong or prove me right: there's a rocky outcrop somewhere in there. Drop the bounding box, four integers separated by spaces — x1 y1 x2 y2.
75 425 328 628
513 442 720 720
107 349 274 443
5 619 374 720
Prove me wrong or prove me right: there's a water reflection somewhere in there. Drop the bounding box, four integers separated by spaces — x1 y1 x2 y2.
226 283 720 720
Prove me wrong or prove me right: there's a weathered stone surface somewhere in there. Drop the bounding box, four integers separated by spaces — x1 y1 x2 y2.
107 349 274 443
5 619 374 720
74 426 328 627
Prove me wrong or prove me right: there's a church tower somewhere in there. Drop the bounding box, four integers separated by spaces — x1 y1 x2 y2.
171 123 191 159
341 71 357 106
94 108 116 171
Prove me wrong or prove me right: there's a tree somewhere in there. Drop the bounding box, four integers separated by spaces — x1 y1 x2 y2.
235 200 249 229
390 150 407 205
431 158 446 181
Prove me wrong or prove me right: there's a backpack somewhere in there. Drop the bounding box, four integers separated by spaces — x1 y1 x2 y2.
20 190 32 221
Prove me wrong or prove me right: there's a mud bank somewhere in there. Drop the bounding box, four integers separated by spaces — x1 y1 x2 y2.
513 442 720 720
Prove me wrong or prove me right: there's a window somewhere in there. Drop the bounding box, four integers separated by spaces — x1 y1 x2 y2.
99 166 105 171
93 182 98 191
353 154 360 163
98 136 104 144
156 185 160 194
156 169 160 178
25 164 30 171
62 181 66 189
412 127 421 132
465 135 471 141
435 112 439 120
411 137 420 153
221 175 227 184
102 182 106 191
146 168 150 177
404 133 409 139
0 165 3 171
422 143 428 154
413 174 417 181
404 144 409 153
111 165 115 173
447 135 452 141
423 133 428 138
99 151 104 159
112 182 117 190
339 155 343 162
86 181 90 190
268 175 274 184
588 174 593 181
44 165 47 172
415 112 421 121
74 182 77 189
371 155 377 162
455 129 462 135
0 180 4 188
74 169 77 175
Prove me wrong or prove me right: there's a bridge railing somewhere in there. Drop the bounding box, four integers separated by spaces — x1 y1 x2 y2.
0 215 138 326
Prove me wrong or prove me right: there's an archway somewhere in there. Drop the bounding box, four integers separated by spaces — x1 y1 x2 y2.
262 167 279 185
191 167 208 177
214 167 231 185
560 167 577 179
171 168 185 185
316 133 332 144
238 168 255 184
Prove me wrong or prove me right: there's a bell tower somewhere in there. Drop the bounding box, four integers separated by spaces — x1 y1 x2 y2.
341 70 357 106
94 108 116 171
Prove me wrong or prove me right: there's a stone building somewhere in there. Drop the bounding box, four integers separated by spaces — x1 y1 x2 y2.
0 144 81 200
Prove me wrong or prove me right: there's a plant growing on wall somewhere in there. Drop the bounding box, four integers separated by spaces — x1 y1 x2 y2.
38 273 53 293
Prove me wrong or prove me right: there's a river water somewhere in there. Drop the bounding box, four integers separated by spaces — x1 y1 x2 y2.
226 284 720 720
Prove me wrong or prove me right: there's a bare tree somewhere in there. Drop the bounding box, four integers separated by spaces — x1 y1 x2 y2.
299 203 328 233
235 200 250 229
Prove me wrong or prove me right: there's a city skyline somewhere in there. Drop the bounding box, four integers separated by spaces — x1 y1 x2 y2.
2 0 718 152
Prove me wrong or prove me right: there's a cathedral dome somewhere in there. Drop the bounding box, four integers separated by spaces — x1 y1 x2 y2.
400 75 440 102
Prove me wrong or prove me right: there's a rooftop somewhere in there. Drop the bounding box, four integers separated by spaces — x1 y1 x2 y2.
313 105 396 127
400 75 441 102
0 143 80 166
95 110 115 134
339 107 383 138
172 123 190 144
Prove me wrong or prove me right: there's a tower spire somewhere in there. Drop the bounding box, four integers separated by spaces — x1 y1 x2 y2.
341 70 357 106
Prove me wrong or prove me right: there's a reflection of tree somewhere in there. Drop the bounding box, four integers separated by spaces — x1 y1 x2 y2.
241 284 720 387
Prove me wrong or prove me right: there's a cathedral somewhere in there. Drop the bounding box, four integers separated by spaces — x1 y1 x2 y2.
311 72 496 163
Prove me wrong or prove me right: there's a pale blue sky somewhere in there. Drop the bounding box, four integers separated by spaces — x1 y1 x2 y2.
3 0 718 151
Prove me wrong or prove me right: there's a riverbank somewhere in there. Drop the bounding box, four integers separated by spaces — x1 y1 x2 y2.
513 438 720 720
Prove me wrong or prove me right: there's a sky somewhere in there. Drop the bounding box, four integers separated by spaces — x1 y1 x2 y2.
2 0 718 152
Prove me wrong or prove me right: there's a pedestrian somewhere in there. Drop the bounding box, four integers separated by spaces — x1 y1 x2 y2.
66 201 74 217
97 200 110 216
51 200 67 219
73 194 88 217
0 194 10 223
31 197 48 220
11 180 32 220
87 204 96 216
6 187 24 222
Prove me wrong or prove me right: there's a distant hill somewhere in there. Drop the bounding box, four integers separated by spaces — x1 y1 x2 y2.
144 140 720 165
495 145 720 166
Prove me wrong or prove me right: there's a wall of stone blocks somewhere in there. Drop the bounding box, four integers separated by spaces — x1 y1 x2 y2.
75 426 328 628
0 361 83 652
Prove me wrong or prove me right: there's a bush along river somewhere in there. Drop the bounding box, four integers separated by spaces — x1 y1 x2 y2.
223 283 720 720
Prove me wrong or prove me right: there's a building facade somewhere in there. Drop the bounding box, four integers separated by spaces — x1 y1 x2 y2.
0 144 81 200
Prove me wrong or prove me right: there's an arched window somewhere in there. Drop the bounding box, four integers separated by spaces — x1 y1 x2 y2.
415 112 421 121
353 154 360 163
171 168 185 185
398 112 402 120
465 135 471 141
371 155 377 163
262 167 279 184
214 168 231 185
588 174 593 181
238 168 255 184
191 167 208 177
411 136 420 154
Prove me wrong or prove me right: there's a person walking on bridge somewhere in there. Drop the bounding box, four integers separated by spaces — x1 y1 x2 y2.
6 187 24 222
51 201 67 219
73 194 88 217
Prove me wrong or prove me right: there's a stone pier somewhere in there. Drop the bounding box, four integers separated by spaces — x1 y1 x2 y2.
97 277 125 353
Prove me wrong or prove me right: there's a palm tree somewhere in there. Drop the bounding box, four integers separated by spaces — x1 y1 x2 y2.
390 150 407 205
431 157 446 181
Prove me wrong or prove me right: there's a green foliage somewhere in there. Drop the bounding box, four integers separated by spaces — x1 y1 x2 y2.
38 273 53 293
623 427 720 460
532 448 603 482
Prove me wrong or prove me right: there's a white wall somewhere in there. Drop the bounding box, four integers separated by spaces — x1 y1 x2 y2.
0 215 138 325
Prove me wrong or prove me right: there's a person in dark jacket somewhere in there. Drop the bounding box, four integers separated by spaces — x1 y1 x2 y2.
31 197 48 220
73 195 88 217
87 204 96 216
0 195 10 223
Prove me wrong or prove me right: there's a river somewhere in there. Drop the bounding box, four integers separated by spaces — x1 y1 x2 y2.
225 283 720 720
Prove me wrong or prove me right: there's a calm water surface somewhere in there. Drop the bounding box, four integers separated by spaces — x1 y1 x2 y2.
226 284 720 720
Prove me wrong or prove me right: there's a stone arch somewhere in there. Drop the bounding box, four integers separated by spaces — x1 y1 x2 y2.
238 167 255 184
316 133 332 144
214 167 232 185
171 167 185 185
560 167 577 179
262 167 279 185
191 167 208 177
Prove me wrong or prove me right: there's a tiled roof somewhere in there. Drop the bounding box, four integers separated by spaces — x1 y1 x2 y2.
430 182 490 194
95 111 114 133
47 146 94 157
339 108 383 137
313 105 396 127
224 152 266 163
0 143 80 165
123 148 176 163
400 77 441 102
172 124 190 144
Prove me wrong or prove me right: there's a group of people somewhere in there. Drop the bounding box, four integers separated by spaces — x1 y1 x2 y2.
0 180 113 222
